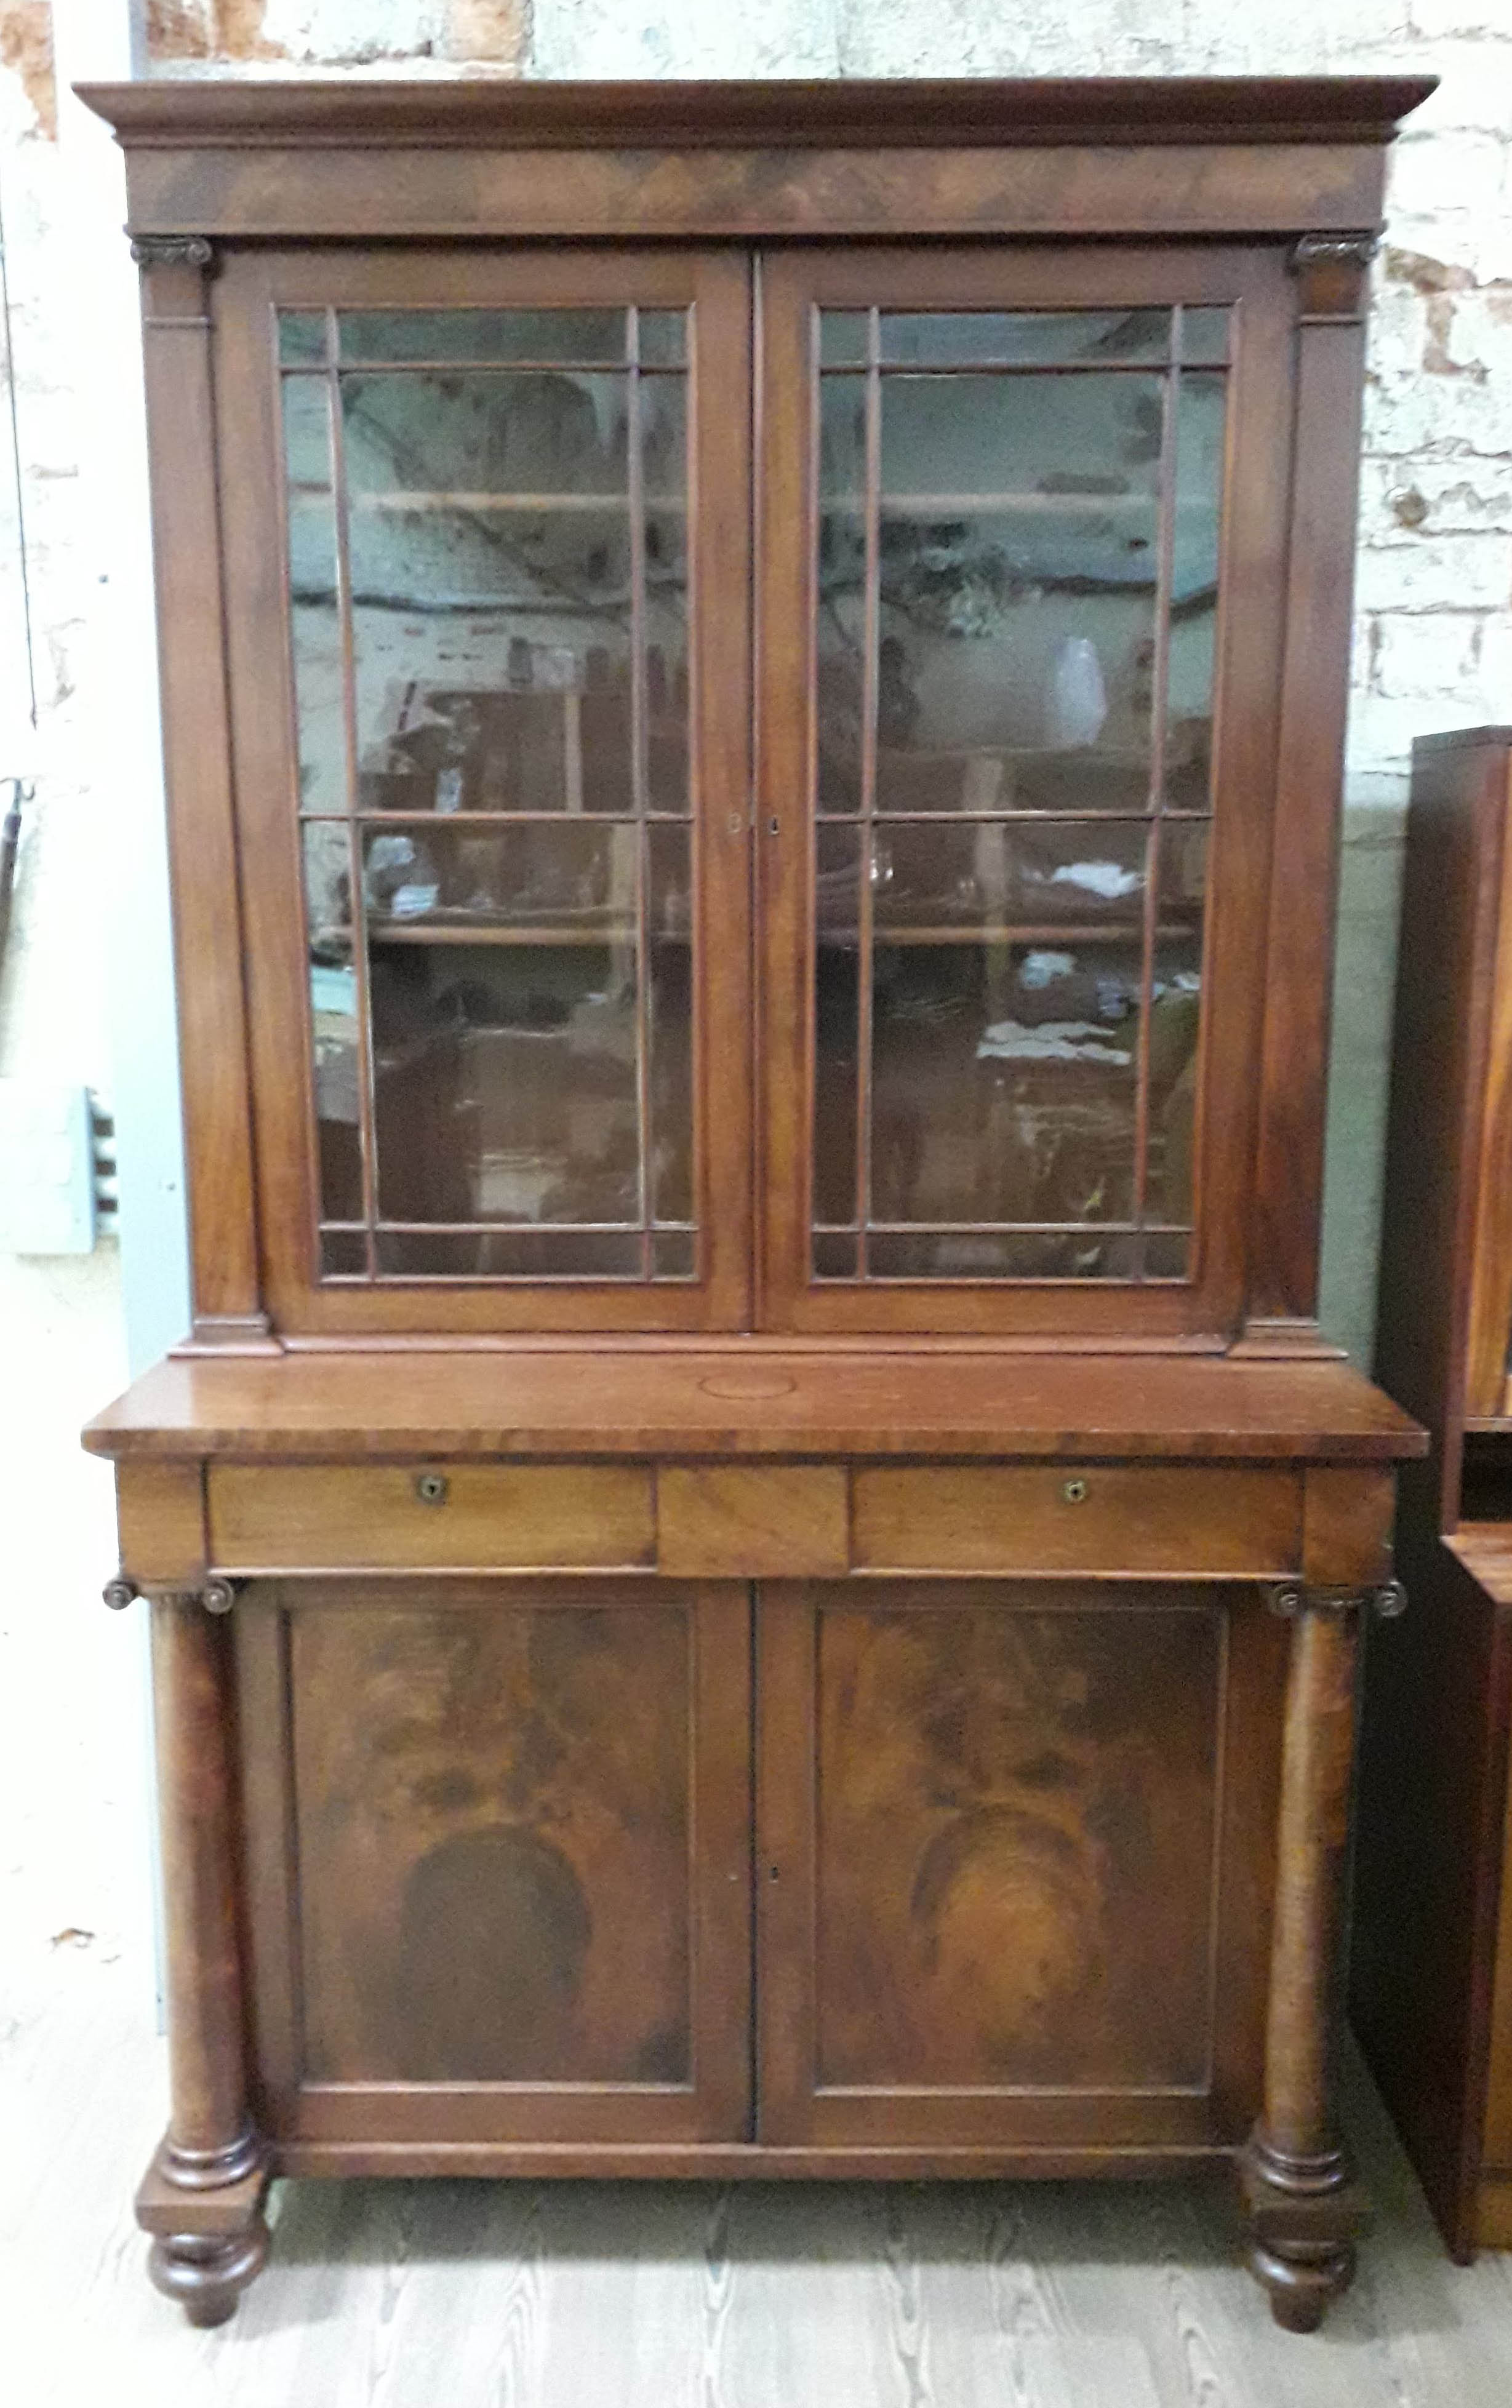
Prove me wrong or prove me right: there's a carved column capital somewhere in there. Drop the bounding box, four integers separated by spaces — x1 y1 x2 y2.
129 234 214 270
1264 1579 1406 1622
1289 231 1379 273
103 1575 241 1615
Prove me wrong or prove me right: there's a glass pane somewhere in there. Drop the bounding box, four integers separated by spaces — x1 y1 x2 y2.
869 1231 1142 1279
652 1228 695 1279
873 936 1141 1229
278 311 327 365
305 825 362 1222
367 937 640 1226
806 307 1228 1286
1143 1230 1193 1278
813 822 861 1228
873 818 1148 938
338 310 627 364
1143 926 1204 1227
638 309 687 366
876 372 1163 800
374 1229 644 1278
285 306 699 1287
1167 371 1227 812
820 312 870 367
814 1230 859 1279
319 1228 366 1277
642 377 690 815
816 376 867 816
361 820 636 937
880 310 1171 367
281 377 345 812
649 822 693 1223
343 367 632 801
1180 307 1230 367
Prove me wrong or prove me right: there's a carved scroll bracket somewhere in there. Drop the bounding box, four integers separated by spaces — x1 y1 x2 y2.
1265 1580 1406 1622
104 1575 241 1615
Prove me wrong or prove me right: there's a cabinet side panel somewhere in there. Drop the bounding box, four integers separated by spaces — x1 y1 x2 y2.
1372 736 1507 1524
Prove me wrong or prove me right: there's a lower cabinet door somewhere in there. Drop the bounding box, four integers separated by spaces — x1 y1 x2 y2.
756 1579 1287 2157
236 1577 751 2149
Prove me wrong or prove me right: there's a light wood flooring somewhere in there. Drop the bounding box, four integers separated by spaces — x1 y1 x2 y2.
4 1929 1512 2408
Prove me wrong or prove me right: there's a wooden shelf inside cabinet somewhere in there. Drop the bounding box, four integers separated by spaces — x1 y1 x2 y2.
79 70 1431 2337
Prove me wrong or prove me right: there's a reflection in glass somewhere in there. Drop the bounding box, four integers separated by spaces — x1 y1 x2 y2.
360 821 637 935
374 1229 646 1278
876 371 1162 779
338 310 628 364
816 376 867 817
879 310 1171 367
649 822 693 1223
1166 372 1227 810
369 937 639 1227
279 311 327 366
808 305 1226 1287
282 304 697 1283
282 378 344 812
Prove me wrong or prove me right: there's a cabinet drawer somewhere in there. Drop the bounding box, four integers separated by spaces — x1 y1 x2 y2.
207 1463 655 1572
852 1465 1302 1577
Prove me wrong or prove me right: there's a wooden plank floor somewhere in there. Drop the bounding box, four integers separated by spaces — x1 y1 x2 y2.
5 1937 1512 2408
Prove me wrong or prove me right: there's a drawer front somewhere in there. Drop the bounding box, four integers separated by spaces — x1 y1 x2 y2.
207 1463 655 1572
852 1465 1302 1577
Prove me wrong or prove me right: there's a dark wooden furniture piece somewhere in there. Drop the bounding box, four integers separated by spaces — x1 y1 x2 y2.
1353 727 1512 2260
79 76 1430 2334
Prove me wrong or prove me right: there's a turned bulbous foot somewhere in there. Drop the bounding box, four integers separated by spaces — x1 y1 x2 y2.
1249 2234 1356 2331
148 2220 269 2327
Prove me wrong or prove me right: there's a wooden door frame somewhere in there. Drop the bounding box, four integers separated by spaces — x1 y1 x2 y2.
753 242 1297 1338
214 244 754 1338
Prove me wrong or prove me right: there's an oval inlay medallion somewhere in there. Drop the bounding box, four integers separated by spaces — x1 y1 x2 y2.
697 1371 799 1401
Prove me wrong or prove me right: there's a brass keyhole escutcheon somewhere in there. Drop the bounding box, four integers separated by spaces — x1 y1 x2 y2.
1062 1478 1089 1505
415 1472 449 1506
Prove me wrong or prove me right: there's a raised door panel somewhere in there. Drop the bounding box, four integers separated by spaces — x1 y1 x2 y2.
758 1579 1286 2150
214 247 752 1334
756 245 1294 1336
236 1578 750 2144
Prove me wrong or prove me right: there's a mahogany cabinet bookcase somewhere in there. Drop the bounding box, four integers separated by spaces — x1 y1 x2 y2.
80 76 1428 2333
1353 727 1512 2258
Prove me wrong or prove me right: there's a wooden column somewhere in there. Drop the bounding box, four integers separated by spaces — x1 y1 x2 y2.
130 1583 270 2325
1242 1577 1403 2329
135 234 272 1353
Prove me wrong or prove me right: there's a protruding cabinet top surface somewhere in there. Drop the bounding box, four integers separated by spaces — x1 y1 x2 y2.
82 1348 1426 1463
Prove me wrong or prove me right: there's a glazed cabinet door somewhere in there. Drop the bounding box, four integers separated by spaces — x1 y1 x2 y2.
236 1578 751 2151
214 249 752 1335
756 1580 1286 2154
756 246 1294 1337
